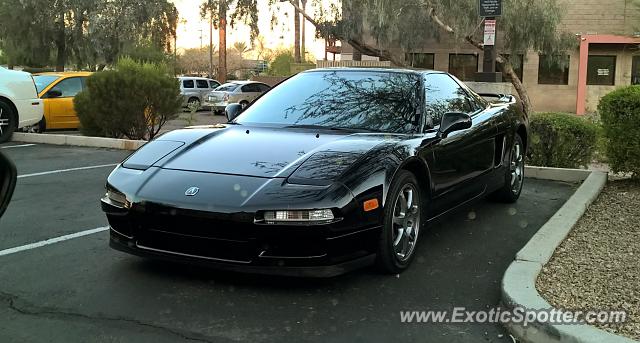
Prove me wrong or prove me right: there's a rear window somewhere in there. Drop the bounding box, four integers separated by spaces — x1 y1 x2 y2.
196 80 209 88
182 80 194 88
215 83 240 92
33 75 61 93
209 80 220 88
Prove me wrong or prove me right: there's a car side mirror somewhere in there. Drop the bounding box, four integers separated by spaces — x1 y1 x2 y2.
0 152 17 218
439 112 472 137
225 103 243 122
46 90 62 98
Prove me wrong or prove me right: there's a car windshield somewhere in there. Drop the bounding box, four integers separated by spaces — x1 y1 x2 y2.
215 83 240 92
33 75 61 94
235 71 421 133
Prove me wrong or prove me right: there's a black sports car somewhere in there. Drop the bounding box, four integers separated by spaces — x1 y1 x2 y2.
102 68 528 277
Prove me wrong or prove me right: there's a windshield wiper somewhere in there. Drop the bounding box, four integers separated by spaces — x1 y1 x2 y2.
284 125 381 133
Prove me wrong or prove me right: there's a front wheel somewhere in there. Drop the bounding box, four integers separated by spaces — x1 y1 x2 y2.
491 134 525 203
0 101 17 143
376 170 422 274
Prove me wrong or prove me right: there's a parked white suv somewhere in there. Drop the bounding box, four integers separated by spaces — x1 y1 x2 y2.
178 76 220 110
0 67 44 143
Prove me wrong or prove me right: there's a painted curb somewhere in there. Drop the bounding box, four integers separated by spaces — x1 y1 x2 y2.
502 168 636 342
10 132 145 151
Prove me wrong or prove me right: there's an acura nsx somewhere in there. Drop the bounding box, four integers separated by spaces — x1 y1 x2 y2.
102 68 528 277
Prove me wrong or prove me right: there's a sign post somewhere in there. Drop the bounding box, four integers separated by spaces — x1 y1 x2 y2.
475 0 502 82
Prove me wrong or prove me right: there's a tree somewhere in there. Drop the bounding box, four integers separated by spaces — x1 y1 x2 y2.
177 46 217 75
287 0 576 115
201 0 259 83
233 41 250 58
293 0 301 63
0 0 178 71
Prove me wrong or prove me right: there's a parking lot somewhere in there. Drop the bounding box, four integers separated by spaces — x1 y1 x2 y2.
0 142 577 343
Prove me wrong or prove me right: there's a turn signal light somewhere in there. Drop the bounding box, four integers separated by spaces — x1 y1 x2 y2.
363 199 379 212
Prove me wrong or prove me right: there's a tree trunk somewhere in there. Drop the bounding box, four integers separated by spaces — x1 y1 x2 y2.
293 0 301 63
301 0 306 62
55 16 66 72
209 14 213 78
218 2 227 83
500 60 531 115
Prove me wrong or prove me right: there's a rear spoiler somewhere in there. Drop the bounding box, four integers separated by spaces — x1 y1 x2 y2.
477 93 517 105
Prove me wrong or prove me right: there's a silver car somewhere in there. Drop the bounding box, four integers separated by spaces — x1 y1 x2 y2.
178 77 221 109
204 81 271 112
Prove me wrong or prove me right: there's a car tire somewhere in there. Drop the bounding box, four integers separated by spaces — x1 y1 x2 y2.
187 97 201 110
240 100 249 110
490 134 525 203
376 170 422 274
0 101 17 144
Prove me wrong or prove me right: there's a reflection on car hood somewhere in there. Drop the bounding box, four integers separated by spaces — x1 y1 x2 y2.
155 125 391 178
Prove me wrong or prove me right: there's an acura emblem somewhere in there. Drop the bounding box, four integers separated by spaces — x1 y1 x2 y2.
185 187 200 196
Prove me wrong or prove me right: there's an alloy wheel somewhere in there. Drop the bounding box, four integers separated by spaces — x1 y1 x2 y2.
0 107 8 136
510 140 524 194
391 184 420 262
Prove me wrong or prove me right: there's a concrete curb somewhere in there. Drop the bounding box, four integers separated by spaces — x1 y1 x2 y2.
503 168 636 342
11 132 145 151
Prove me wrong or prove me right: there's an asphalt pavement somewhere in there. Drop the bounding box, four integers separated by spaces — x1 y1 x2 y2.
0 142 576 343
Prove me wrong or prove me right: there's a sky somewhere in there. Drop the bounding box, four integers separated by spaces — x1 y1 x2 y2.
170 0 337 60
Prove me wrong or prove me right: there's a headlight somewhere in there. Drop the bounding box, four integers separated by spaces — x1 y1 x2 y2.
103 188 130 209
261 209 334 224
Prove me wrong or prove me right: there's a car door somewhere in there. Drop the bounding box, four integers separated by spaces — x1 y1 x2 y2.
421 73 498 214
195 79 210 101
240 83 260 102
45 77 84 129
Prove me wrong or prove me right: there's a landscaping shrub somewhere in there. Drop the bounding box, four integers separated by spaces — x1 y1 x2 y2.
74 58 182 140
598 86 640 178
527 112 598 168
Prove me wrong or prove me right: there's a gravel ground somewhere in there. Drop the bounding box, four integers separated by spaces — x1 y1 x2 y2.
537 179 640 340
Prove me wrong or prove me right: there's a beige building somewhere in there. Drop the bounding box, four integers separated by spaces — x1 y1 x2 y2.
339 0 640 114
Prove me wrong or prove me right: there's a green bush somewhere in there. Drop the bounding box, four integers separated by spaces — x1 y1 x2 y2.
267 50 294 76
74 58 182 140
598 86 640 178
527 112 599 168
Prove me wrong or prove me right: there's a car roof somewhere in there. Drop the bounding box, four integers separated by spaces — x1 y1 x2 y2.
34 71 93 77
178 76 215 80
305 67 437 75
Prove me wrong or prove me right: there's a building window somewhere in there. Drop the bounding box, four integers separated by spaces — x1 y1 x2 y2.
495 54 524 82
587 55 616 86
538 55 570 85
632 56 640 85
406 53 435 69
449 54 478 81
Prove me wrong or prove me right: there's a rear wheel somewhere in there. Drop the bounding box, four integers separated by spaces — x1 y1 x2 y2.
0 101 17 143
187 97 201 110
491 134 525 203
376 170 422 274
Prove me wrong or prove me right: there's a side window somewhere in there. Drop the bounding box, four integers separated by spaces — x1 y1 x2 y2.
424 73 473 128
242 84 258 93
258 84 270 92
209 80 219 88
183 80 194 88
50 77 84 97
196 79 209 88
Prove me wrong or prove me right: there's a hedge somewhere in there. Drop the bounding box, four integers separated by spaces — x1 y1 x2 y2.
527 112 599 168
598 86 640 178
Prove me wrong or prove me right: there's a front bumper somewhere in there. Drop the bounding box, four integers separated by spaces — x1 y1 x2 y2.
103 200 382 277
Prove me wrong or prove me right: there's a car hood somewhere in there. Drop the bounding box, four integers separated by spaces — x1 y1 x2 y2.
139 125 393 178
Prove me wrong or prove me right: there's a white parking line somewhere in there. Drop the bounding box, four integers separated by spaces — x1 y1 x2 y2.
0 144 37 149
0 226 109 257
18 164 118 179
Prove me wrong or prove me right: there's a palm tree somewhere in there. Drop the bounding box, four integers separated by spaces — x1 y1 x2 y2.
233 41 250 58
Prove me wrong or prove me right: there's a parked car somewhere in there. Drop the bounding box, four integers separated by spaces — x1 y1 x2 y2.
178 76 220 109
32 71 92 132
204 80 270 113
102 68 528 277
0 67 44 142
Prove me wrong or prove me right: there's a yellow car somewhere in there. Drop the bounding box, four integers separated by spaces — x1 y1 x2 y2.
32 72 92 131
